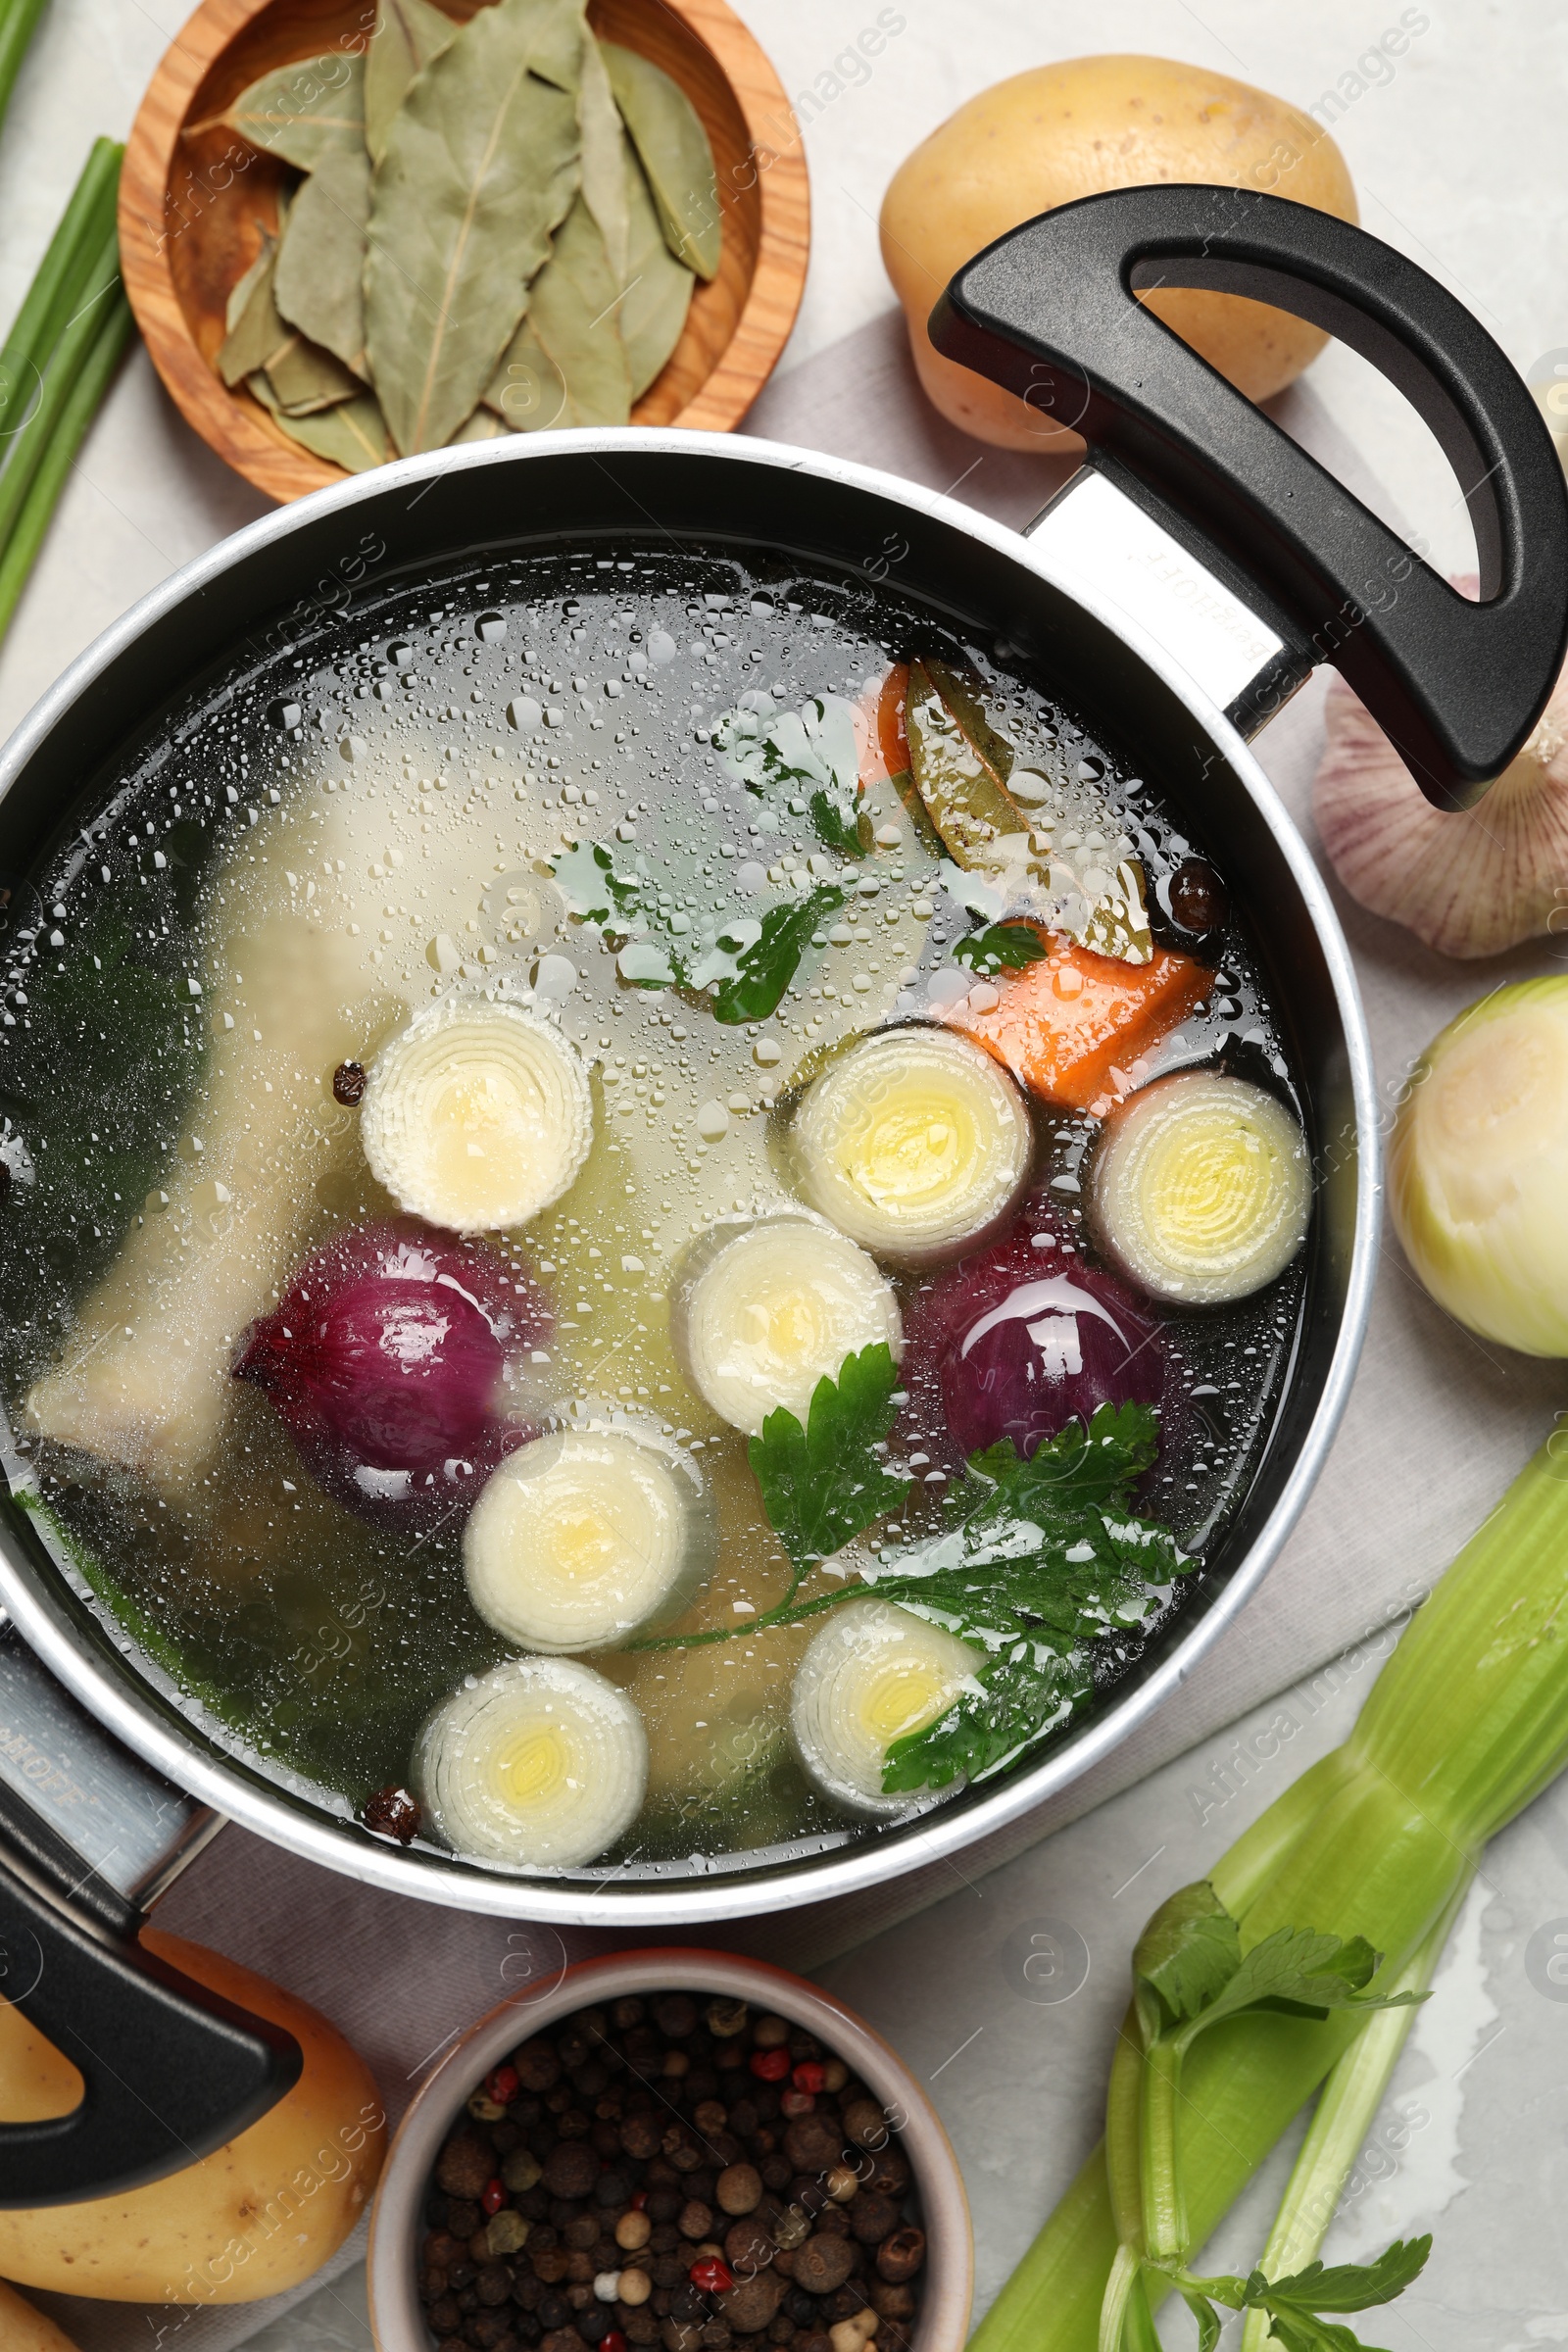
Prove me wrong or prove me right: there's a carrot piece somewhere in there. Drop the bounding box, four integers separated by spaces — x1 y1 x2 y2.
943 927 1213 1113
876 661 910 777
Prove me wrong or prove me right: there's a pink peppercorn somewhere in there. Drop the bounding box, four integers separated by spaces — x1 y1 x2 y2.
792 2061 826 2094
690 2258 735 2294
749 2045 790 2082
485 2065 520 2106
779 2087 816 2118
481 2178 507 2215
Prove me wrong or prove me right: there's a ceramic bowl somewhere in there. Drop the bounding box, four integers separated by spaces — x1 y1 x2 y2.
368 1946 973 2352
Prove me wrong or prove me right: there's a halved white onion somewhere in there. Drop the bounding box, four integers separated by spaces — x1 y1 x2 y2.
672 1215 902 1435
464 1427 713 1651
1091 1069 1311 1304
790 1596 979 1816
361 995 593 1233
417 1654 647 1869
790 1028 1032 1263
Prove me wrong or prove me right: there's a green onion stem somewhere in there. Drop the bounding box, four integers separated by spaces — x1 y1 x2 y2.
968 1433 1568 2352
0 136 121 449
0 287 132 639
1234 1880 1469 2352
0 0 47 147
0 213 122 562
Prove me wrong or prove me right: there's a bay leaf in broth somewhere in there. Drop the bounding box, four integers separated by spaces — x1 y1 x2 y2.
579 35 629 284
601 41 719 280
268 332 364 415
483 193 631 431
209 51 367 172
273 146 373 379
250 371 391 471
365 0 586 455
365 0 457 166
620 142 693 399
218 246 292 386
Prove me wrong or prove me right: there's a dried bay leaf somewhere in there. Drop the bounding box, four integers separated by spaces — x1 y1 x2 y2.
578 35 629 282
449 406 511 441
268 332 364 415
620 142 693 399
601 41 719 280
273 146 373 378
219 246 291 386
365 0 457 165
483 193 630 430
224 231 276 335
204 51 367 171
365 0 587 456
250 371 391 472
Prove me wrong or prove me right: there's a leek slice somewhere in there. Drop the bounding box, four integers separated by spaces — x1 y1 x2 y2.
417 1653 647 1869
1091 1071 1310 1304
464 1426 713 1651
360 994 593 1233
672 1213 902 1435
789 1595 980 1815
790 1027 1032 1264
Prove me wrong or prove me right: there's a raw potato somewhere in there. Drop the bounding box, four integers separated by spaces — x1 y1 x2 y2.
880 55 1357 452
0 1930 384 2303
0 2279 82 2350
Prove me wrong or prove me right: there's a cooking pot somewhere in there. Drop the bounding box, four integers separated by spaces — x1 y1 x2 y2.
1 186 1562 2204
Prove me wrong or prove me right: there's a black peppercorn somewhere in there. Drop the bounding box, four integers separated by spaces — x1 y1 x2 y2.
332 1058 367 1104
363 1784 421 1842
1163 857 1228 936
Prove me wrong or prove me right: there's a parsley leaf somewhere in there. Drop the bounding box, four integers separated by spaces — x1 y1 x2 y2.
710 884 845 1023
750 1342 910 1577
952 922 1050 975
550 834 844 1026
868 1401 1187 1790
550 838 642 925
1179 2239 1433 2352
1172 1926 1424 2046
1133 1882 1243 2033
1259 2241 1433 2316
717 691 866 856
632 1391 1187 1796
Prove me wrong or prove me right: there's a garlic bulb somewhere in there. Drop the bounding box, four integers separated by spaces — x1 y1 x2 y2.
1313 653 1568 959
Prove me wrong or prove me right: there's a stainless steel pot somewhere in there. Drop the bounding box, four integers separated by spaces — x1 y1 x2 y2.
1 186 1562 2201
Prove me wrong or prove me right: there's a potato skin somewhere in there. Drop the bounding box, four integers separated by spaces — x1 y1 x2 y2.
0 2278 83 2351
880 54 1356 451
0 1930 385 2303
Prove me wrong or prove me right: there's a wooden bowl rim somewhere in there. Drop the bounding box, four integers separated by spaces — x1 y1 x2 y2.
120 0 809 504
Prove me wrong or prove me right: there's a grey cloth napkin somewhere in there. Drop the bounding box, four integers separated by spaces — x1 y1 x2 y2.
28 309 1568 2351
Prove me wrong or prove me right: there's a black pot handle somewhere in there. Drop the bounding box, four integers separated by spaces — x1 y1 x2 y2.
928 183 1568 810
0 1625 301 2205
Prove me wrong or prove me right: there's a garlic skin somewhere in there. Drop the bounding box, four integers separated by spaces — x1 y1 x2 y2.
1313 662 1568 958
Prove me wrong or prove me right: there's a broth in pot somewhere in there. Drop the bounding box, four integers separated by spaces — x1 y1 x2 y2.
0 544 1311 1876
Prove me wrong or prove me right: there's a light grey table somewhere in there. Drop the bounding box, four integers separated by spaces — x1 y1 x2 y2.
2 4 1567 2347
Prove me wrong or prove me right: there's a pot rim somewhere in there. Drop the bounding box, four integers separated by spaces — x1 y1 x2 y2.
365 1944 974 2352
0 427 1380 1922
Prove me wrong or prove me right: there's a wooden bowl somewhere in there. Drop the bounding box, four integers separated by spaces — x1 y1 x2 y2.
121 0 809 503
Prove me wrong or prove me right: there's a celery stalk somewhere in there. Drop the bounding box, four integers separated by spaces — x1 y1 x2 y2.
1235 1885 1467 2352
969 1436 1568 2352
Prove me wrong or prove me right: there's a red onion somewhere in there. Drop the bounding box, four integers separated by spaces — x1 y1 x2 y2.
234 1221 550 1530
901 1196 1168 1467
